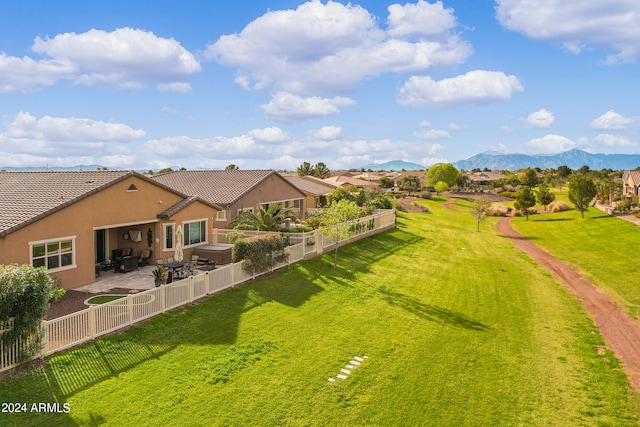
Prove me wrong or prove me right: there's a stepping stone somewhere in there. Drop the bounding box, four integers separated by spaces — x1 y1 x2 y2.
346 364 355 369
337 374 348 380
328 378 336 382
350 360 361 365
340 368 351 375
354 356 364 361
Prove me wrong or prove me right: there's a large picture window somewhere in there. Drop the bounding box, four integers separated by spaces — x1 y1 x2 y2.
184 220 207 246
31 238 75 271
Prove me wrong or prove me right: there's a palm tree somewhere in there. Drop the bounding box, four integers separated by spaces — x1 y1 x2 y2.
229 203 298 231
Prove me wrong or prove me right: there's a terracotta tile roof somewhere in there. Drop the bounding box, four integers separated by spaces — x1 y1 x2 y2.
284 175 335 196
624 170 640 186
157 195 220 219
323 175 381 188
151 170 280 206
0 170 134 237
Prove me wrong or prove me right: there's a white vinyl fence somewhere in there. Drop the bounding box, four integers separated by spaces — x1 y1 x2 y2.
1 210 395 373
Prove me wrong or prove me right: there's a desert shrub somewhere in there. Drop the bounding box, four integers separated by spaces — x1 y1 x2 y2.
549 200 569 212
420 190 432 199
486 203 512 217
390 199 404 211
366 194 393 210
499 191 518 199
411 201 429 213
634 211 640 219
514 208 537 217
232 234 290 275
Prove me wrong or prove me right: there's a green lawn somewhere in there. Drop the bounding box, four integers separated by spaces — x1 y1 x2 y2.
85 295 126 305
511 205 640 320
1 199 639 426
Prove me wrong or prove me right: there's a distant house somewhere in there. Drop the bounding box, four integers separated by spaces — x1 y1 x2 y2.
0 171 221 289
622 170 640 196
395 171 426 188
152 170 307 227
465 171 506 189
283 175 336 209
323 175 381 191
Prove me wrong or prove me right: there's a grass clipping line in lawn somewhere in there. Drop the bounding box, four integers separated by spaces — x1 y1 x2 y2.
0 198 639 426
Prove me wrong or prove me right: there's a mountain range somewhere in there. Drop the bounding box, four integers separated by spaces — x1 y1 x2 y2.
360 160 426 171
453 149 640 171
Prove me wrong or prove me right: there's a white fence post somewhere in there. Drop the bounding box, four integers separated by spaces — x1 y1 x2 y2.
89 306 96 339
127 295 133 326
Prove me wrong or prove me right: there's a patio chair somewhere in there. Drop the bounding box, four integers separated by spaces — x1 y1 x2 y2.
156 258 164 266
138 249 152 266
167 256 175 264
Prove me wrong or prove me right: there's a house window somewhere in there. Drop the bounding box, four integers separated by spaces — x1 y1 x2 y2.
292 199 301 209
216 211 226 221
164 223 174 250
31 237 75 271
127 184 138 192
184 219 207 246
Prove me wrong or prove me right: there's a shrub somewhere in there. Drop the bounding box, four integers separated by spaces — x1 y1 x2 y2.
0 264 64 361
634 211 640 219
420 190 432 199
411 201 429 213
486 203 512 216
232 234 290 275
499 191 518 199
390 199 404 211
549 200 569 212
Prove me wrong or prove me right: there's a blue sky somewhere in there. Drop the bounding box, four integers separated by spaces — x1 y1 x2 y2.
1 1 639 171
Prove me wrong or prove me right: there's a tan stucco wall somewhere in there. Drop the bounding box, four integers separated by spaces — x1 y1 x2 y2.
224 174 307 225
0 175 219 289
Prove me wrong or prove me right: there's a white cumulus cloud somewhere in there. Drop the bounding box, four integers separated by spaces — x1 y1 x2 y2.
262 92 356 122
398 70 524 107
0 28 201 93
248 127 290 142
525 108 555 129
590 110 635 130
308 126 343 140
496 1 640 63
522 134 577 154
206 0 472 96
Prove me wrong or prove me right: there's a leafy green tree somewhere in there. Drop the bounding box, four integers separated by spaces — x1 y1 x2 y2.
470 199 491 232
313 162 331 179
315 199 362 269
225 164 239 171
426 163 458 187
327 187 354 205
1 265 64 361
569 174 597 218
457 171 469 189
519 168 539 187
366 194 392 210
556 165 571 178
535 184 555 210
297 161 313 176
434 181 449 195
379 177 394 189
514 187 536 220
229 203 297 231
397 175 421 192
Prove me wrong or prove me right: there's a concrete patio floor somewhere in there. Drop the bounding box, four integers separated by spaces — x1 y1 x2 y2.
74 265 207 294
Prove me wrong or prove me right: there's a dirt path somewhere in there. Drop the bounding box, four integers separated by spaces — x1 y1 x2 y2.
495 216 640 393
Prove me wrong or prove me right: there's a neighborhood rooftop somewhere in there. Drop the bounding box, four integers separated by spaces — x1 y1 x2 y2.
151 169 288 206
0 170 134 237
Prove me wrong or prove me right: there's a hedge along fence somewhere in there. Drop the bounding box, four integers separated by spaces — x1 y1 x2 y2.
0 209 396 373
232 234 290 275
